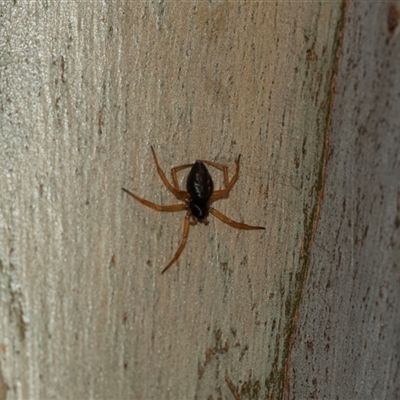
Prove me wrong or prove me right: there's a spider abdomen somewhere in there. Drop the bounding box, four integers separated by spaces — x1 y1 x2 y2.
186 161 214 220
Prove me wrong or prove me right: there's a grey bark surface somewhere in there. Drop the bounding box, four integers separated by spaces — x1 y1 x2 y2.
288 2 400 399
2 1 389 400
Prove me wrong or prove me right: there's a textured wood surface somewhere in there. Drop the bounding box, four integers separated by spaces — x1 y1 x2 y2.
0 2 384 399
288 2 400 399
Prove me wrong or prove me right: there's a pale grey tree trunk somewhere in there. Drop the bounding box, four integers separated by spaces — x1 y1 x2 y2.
0 2 398 400
288 2 400 399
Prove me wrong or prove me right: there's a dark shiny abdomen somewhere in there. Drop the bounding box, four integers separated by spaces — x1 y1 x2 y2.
186 161 214 220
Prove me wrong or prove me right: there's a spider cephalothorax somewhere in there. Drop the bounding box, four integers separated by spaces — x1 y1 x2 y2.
123 146 265 273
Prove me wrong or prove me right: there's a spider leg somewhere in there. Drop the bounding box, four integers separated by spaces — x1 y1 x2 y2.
170 163 194 191
198 159 230 187
122 188 186 212
209 155 241 203
161 213 191 274
210 207 265 230
150 146 187 201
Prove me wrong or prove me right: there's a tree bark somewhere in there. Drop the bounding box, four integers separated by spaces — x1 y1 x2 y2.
2 2 396 400
288 2 400 399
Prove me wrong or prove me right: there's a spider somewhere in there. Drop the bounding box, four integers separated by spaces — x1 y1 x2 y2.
122 146 265 274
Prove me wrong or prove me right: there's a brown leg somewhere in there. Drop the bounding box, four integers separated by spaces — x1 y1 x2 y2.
161 214 191 273
150 146 186 201
170 164 194 191
198 160 230 187
209 155 241 203
122 188 186 212
210 207 265 230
